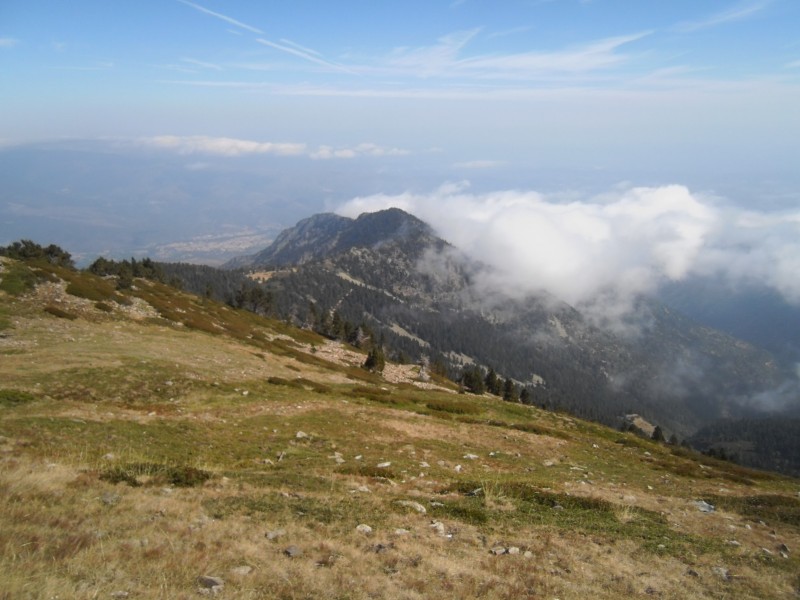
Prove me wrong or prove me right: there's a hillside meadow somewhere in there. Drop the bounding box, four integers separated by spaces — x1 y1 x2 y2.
1 257 799 599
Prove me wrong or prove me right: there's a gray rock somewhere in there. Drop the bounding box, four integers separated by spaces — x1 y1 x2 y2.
694 500 715 513
101 493 120 506
295 431 309 439
712 566 731 581
266 528 286 541
356 524 373 534
110 592 129 599
430 521 446 535
283 545 303 558
507 546 520 555
686 568 700 577
230 565 253 576
197 575 224 589
396 500 427 514
779 543 790 553
490 546 507 555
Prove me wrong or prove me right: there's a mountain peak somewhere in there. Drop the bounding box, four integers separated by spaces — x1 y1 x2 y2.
236 208 440 268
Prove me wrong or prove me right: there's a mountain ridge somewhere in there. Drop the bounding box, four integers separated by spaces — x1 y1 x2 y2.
227 208 788 440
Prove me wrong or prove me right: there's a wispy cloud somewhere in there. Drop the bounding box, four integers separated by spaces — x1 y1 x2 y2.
377 29 649 80
0 37 19 48
181 57 222 71
453 160 503 169
785 59 800 69
177 0 263 34
675 0 771 33
256 38 357 74
310 142 410 160
139 135 410 160
141 135 306 157
52 61 115 71
487 26 532 40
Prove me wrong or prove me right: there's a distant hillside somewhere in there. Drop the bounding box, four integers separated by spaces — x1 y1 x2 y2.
226 208 786 440
689 417 800 478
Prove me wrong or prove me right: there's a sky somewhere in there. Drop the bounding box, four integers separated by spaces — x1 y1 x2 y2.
2 1 800 312
2 0 800 172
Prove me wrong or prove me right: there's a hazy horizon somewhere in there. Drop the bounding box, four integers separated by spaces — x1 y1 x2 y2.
2 1 800 311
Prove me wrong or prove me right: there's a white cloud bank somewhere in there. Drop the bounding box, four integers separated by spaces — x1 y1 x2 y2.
336 182 800 309
139 136 409 160
143 135 306 157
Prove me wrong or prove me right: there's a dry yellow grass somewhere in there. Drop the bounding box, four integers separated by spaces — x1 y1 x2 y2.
1 264 799 599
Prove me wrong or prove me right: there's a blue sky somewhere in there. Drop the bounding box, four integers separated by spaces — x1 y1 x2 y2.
2 1 800 309
2 0 800 174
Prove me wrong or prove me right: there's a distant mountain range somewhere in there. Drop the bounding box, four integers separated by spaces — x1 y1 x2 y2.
217 208 793 441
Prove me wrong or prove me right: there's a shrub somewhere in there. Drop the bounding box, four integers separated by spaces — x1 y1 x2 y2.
0 389 37 407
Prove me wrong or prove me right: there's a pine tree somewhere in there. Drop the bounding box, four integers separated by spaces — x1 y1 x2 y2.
502 378 519 402
363 346 385 373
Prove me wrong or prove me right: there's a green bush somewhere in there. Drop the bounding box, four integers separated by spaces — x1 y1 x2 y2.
0 389 37 407
0 263 39 296
99 463 212 488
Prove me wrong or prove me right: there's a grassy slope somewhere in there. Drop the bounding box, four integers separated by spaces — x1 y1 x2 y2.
1 259 799 599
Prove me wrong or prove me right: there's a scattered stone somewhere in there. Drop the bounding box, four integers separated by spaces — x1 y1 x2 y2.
370 543 393 554
283 545 303 558
430 521 446 535
376 461 391 468
356 524 373 534
507 546 520 555
552 504 564 511
101 492 120 506
355 455 363 460
397 500 427 514
490 546 507 555
110 592 129 599
762 548 773 556
779 543 790 553
394 528 410 536
102 453 115 461
419 461 430 468
265 529 286 541
230 565 253 576
454 464 463 473
694 500 715 513
334 456 345 464
780 551 789 559
645 586 659 595
463 453 479 460
543 460 556 467
241 390 249 396
466 487 483 497
524 550 534 558
430 501 445 507
686 569 700 578
728 540 741 547
712 567 731 581
354 485 370 493
592 443 599 449
197 575 224 590
295 431 309 439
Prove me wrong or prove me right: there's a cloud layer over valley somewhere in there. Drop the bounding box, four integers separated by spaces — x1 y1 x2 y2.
337 183 800 312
